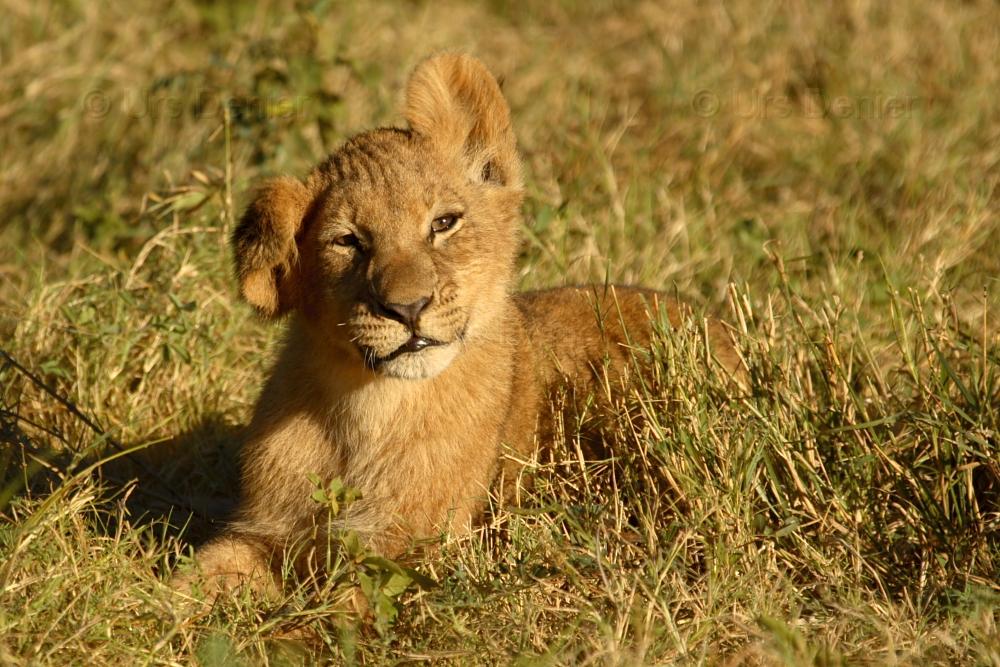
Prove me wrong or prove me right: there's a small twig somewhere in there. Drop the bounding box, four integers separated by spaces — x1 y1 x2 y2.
0 347 206 517
1 348 119 449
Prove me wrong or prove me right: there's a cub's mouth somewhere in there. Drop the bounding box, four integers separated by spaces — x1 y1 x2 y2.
357 325 467 380
363 334 447 368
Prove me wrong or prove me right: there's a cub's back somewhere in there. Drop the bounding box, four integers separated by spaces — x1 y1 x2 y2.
515 286 741 392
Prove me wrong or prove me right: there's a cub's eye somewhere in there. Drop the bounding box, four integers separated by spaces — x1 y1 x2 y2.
330 233 361 249
431 213 462 234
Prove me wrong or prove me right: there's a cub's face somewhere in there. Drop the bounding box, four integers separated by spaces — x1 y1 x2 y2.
296 130 521 378
232 55 524 379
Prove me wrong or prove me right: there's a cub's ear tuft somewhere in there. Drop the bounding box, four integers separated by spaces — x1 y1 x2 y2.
231 176 314 318
404 53 522 190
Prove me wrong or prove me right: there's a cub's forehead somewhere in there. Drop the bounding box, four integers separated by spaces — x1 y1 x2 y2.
317 128 431 189
311 129 462 219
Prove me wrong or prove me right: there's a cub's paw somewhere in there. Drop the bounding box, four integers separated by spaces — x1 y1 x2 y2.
171 535 280 603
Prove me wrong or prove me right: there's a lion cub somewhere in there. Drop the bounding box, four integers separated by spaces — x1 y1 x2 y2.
179 53 740 595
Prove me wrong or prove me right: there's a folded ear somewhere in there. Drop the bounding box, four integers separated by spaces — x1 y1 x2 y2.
404 53 522 189
231 176 314 318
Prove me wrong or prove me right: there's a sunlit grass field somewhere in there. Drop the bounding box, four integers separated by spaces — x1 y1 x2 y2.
1 1 998 664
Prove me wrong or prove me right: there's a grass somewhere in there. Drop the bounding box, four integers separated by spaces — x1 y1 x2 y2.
1 0 998 664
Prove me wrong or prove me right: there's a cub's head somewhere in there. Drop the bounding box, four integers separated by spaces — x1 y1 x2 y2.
232 54 523 380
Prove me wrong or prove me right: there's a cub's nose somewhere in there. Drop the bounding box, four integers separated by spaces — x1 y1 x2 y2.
376 296 431 329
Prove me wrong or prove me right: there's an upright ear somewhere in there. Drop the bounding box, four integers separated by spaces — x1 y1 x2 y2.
404 53 522 190
231 176 314 318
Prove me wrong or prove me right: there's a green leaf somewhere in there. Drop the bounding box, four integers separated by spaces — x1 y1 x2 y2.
39 359 71 380
403 567 437 590
171 191 208 212
381 572 412 598
362 556 405 576
357 572 374 600
376 593 398 623
341 531 362 558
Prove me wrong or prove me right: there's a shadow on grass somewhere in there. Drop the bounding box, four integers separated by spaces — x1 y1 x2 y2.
0 406 247 567
99 415 247 554
0 349 247 561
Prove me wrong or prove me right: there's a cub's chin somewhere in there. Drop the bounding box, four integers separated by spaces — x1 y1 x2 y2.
367 342 461 380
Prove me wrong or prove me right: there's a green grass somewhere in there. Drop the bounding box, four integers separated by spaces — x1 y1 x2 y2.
1 0 998 664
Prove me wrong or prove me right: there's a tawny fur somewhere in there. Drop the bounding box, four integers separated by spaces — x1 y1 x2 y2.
174 53 741 597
